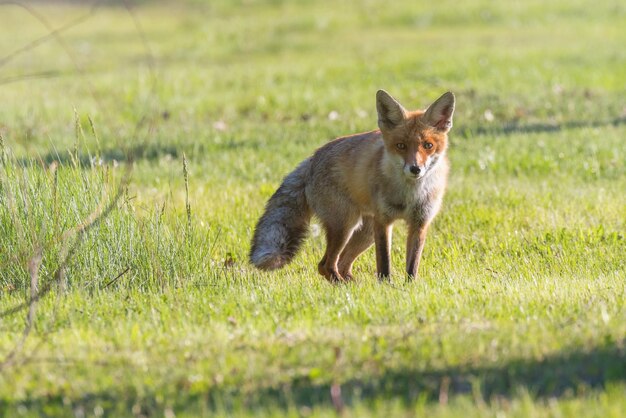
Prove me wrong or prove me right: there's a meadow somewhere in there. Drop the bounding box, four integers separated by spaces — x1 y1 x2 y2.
0 0 625 416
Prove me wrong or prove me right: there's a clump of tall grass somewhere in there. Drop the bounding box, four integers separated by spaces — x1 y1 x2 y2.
0 117 219 298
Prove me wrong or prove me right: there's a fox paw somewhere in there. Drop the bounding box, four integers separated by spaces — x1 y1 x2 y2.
318 266 346 284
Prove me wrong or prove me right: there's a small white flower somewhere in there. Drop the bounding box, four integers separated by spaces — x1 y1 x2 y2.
213 120 228 131
328 111 339 121
356 109 367 118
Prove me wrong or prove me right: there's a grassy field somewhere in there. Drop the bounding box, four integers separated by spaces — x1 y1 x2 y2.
1 0 625 416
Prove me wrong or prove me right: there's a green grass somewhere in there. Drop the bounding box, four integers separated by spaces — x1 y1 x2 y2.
1 0 625 416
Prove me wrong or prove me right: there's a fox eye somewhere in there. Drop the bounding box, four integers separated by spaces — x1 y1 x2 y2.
396 143 406 150
423 142 433 150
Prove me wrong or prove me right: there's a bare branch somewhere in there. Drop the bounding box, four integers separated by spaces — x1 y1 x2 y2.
0 246 43 371
0 0 158 372
0 1 103 68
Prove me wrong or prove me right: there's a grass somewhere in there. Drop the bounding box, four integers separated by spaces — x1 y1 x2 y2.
1 0 625 416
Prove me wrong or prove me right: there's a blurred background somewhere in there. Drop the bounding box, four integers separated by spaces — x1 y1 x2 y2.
2 0 624 151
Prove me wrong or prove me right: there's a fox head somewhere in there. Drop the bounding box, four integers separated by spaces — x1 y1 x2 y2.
376 90 455 180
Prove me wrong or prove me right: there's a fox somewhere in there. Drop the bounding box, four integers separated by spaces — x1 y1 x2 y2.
250 90 455 282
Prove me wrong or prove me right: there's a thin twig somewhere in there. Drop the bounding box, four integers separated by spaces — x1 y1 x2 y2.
103 266 131 289
439 376 451 405
183 153 192 234
330 346 345 415
0 71 62 86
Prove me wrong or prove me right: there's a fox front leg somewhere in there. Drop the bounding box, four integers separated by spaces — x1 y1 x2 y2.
406 223 429 280
374 222 393 280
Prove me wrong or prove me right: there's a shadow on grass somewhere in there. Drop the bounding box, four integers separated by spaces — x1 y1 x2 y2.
21 142 182 167
3 340 625 414
20 139 254 167
14 116 626 168
458 116 626 138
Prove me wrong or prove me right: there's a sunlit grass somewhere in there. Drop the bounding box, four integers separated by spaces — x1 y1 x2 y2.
0 0 625 416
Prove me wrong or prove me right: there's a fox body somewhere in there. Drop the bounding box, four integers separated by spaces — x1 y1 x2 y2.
250 90 455 282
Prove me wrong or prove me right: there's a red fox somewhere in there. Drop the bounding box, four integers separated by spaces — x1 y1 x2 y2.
250 90 455 282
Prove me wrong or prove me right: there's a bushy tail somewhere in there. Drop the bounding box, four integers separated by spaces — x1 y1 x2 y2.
250 159 312 270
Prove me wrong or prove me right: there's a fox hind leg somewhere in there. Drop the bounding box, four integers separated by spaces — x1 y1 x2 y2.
337 217 375 280
318 217 362 283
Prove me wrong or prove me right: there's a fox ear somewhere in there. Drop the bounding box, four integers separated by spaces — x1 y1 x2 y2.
423 92 455 132
376 90 407 130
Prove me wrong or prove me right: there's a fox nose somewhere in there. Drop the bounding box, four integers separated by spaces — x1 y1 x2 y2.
409 165 421 175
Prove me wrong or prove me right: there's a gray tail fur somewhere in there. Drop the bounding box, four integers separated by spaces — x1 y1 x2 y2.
250 159 312 270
